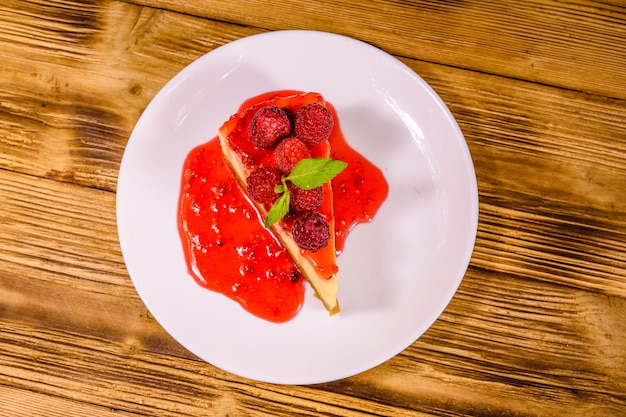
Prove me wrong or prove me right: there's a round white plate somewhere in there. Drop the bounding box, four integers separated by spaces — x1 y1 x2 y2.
117 30 478 384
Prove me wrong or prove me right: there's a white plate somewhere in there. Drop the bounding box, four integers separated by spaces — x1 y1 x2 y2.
117 30 478 384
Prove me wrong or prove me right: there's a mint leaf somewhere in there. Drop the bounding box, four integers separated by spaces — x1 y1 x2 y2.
264 188 290 227
286 158 347 190
262 157 347 228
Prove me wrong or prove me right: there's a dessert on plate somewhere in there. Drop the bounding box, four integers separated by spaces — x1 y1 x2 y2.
179 89 388 322
218 91 343 315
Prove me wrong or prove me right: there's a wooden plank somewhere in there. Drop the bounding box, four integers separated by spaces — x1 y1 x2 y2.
0 386 141 417
1 280 624 416
324 269 626 416
2 268 624 416
1 1 625 415
1 169 625 415
2 0 625 209
0 0 258 191
121 0 626 100
391 58 626 298
428 65 626 296
0 169 420 416
0 170 128 290
0 0 624 304
0 322 431 416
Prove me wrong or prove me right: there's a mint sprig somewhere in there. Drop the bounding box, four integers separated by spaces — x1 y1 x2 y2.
287 158 348 189
264 158 347 228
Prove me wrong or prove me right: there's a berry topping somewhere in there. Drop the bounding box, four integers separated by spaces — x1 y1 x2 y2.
246 167 282 204
274 137 311 173
248 106 291 149
288 182 323 212
294 103 334 145
291 212 330 252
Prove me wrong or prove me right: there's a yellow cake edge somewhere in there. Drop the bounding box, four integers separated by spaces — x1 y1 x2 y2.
218 131 340 315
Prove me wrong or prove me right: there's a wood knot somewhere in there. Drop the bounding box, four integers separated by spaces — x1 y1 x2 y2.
129 83 143 96
46 169 76 182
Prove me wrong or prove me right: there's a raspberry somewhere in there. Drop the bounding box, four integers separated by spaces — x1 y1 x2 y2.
274 137 311 173
291 212 330 252
294 103 334 145
246 167 282 204
248 106 291 149
288 182 323 212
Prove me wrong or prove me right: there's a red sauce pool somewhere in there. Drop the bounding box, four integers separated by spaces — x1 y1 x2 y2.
178 91 388 323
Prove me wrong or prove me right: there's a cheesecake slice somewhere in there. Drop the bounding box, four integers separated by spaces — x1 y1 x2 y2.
218 92 340 315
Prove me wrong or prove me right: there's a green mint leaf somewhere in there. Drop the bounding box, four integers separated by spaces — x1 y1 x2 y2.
264 188 290 227
262 158 347 227
286 158 348 190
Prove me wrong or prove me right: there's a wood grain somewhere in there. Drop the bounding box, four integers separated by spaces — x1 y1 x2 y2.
416 62 626 296
1 0 625 416
1 165 623 415
123 0 626 100
0 169 413 417
0 0 257 191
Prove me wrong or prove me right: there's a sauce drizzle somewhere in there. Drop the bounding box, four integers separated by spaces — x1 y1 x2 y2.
178 91 388 323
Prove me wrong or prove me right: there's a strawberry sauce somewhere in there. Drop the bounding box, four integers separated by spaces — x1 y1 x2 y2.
178 91 388 323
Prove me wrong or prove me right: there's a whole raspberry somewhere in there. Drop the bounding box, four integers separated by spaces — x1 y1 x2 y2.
246 167 282 204
294 103 334 145
288 182 323 212
248 106 291 149
291 212 330 252
274 137 311 173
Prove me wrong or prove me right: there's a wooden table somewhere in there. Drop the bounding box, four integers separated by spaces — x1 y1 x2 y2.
1 1 625 416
